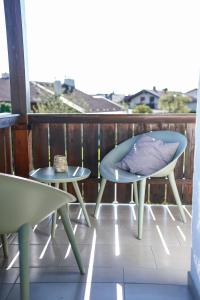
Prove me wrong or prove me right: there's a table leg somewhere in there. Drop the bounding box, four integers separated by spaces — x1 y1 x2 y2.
62 182 69 214
72 181 91 227
51 182 59 238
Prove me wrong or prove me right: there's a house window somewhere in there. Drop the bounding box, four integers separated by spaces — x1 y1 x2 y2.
149 96 155 109
140 96 145 103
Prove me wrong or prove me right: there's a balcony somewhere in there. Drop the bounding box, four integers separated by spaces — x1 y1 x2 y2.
0 1 198 299
0 113 195 300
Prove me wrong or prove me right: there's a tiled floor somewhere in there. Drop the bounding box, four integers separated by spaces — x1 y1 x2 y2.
0 204 193 300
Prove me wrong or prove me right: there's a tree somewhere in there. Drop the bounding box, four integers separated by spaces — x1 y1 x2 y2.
158 92 190 113
0 102 11 113
132 104 153 114
33 96 78 113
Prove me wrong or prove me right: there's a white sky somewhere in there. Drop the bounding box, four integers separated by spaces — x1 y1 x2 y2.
0 0 200 94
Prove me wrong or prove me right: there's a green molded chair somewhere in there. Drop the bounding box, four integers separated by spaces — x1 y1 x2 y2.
94 130 187 239
0 173 84 300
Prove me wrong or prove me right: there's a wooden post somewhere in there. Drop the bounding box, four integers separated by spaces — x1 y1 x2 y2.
13 117 32 177
3 0 30 114
4 0 31 177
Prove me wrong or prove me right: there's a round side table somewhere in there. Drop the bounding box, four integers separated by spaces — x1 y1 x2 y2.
29 166 91 237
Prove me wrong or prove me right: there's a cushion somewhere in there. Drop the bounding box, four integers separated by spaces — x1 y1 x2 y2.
116 135 179 176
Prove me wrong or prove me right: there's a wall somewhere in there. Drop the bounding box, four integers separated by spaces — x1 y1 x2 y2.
190 82 200 296
129 91 159 109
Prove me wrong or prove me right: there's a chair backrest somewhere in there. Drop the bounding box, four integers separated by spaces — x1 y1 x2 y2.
100 130 187 177
0 174 75 234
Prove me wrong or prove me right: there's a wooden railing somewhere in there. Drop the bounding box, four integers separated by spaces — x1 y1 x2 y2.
26 113 196 204
0 113 195 204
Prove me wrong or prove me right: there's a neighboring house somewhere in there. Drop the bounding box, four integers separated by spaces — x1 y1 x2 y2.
37 81 125 113
124 87 198 112
124 87 163 109
0 77 52 108
0 75 125 113
185 89 197 112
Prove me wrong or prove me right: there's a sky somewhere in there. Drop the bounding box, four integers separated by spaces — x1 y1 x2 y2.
0 0 200 95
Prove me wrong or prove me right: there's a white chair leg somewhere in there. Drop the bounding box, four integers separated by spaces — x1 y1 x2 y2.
133 182 139 205
138 179 146 240
168 171 186 223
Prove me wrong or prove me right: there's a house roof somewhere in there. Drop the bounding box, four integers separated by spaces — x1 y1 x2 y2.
184 89 198 103
37 82 124 113
0 78 11 101
185 88 198 94
0 78 124 113
0 78 50 103
124 89 163 102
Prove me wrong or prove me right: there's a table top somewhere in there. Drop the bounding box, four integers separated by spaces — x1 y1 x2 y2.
29 166 91 183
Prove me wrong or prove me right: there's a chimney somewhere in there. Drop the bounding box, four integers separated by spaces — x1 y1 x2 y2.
54 80 62 96
64 78 75 93
153 86 156 92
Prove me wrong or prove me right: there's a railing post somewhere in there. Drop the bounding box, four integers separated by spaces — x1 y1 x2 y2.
3 0 30 114
13 116 32 177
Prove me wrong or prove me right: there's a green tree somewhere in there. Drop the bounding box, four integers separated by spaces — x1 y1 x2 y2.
33 96 78 113
158 92 190 113
0 102 11 113
132 104 153 114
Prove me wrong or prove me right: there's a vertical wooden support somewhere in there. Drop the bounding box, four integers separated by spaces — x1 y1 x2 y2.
3 0 31 176
13 120 31 177
66 124 82 197
100 124 115 203
32 123 49 168
49 124 65 165
83 124 98 202
66 124 82 166
4 0 30 114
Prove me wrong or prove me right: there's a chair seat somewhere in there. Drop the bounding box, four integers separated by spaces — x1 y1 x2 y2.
100 164 146 183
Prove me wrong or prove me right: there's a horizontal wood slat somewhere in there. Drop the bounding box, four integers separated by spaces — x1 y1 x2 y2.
28 113 196 124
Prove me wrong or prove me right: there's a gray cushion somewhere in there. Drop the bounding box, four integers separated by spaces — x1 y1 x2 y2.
116 135 179 176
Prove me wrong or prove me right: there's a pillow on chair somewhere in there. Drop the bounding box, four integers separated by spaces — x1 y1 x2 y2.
116 135 179 176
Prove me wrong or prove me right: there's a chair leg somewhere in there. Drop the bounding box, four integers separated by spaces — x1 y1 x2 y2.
51 211 57 238
133 182 139 205
94 178 107 218
138 179 146 240
58 206 85 274
18 224 30 300
72 181 91 227
1 234 8 258
168 171 186 223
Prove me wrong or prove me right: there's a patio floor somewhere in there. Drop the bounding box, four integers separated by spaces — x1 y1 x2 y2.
0 204 193 300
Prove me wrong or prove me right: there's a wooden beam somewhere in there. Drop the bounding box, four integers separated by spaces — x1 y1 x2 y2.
28 113 196 124
3 0 30 114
